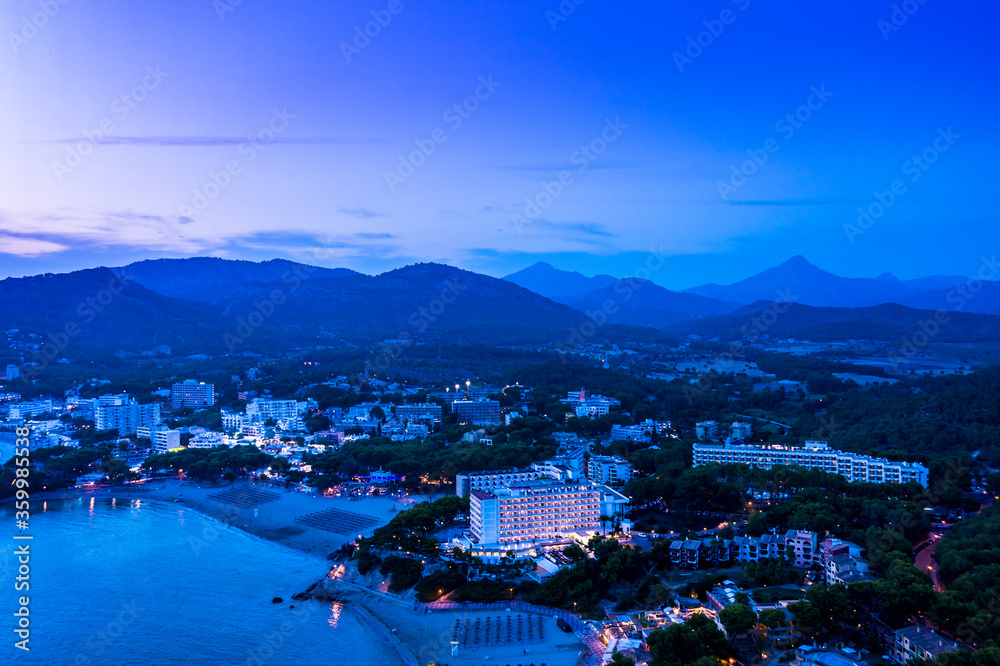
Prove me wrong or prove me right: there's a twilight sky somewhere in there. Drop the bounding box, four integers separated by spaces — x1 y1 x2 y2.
0 0 996 289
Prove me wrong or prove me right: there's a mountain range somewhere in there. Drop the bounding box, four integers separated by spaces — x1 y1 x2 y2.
679 255 1000 315
1 255 998 358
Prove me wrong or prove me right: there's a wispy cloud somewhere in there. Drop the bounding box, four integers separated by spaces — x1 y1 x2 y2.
338 206 386 219
725 198 861 206
0 209 206 256
0 210 400 259
31 136 381 147
0 234 69 257
528 219 615 238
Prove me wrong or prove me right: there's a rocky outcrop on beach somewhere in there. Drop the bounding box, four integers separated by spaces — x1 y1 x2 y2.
309 579 347 602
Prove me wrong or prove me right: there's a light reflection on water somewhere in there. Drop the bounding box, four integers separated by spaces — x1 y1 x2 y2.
0 497 401 665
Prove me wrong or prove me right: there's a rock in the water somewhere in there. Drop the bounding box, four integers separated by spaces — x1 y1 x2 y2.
272 597 283 604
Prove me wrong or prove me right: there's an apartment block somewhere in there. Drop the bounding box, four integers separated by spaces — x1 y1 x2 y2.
696 420 719 439
137 424 181 453
170 380 215 409
891 626 960 664
7 398 54 420
246 398 313 422
669 530 828 570
395 402 443 426
588 454 634 485
95 397 160 435
453 399 501 425
692 440 929 487
609 419 671 444
561 389 620 417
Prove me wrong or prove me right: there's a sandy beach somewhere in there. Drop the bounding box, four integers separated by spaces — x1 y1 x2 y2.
341 588 586 666
14 479 423 561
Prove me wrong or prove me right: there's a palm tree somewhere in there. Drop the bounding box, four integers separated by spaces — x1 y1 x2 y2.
599 514 613 535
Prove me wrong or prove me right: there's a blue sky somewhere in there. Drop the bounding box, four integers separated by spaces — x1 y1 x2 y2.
0 0 996 289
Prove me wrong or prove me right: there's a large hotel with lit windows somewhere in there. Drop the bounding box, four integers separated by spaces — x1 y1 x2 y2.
692 439 929 487
469 479 601 548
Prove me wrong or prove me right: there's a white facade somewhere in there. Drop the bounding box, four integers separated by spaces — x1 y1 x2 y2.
171 380 215 409
730 421 752 440
588 454 633 485
469 480 600 547
696 420 719 439
137 425 181 453
95 398 160 435
562 389 620 418
246 398 314 422
692 440 929 487
7 398 54 420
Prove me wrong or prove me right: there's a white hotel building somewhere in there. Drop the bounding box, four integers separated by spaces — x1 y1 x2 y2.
692 440 929 487
469 479 600 549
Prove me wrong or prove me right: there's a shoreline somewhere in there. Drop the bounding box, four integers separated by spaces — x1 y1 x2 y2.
5 479 420 566
7 483 589 665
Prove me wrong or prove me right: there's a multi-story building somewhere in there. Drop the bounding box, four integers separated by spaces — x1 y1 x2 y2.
891 626 960 664
588 454 634 485
7 398 54 420
188 431 227 449
246 398 313 422
456 467 552 497
221 411 248 431
784 529 819 568
469 479 600 547
137 424 181 453
395 402 443 426
670 530 827 570
170 380 215 409
5 364 20 380
562 389 620 418
95 397 160 435
609 419 671 444
453 399 501 425
730 421 752 440
820 538 873 584
696 420 719 440
692 440 929 487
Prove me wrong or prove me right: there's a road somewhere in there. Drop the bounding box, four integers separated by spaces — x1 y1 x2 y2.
913 533 944 592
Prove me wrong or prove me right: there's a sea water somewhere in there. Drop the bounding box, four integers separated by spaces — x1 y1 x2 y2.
0 497 404 665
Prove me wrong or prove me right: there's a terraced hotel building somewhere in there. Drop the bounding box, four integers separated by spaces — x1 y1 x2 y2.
692 439 929 487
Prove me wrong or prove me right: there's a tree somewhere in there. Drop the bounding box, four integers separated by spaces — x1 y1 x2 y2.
759 608 786 629
102 459 129 484
719 604 758 642
789 600 823 640
647 613 728 666
747 511 767 537
600 513 613 534
223 470 237 485
610 653 636 666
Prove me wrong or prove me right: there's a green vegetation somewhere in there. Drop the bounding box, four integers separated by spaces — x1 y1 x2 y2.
142 445 276 481
413 566 467 602
358 495 467 558
522 536 674 613
646 613 729 665
379 555 423 592
929 505 1000 647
